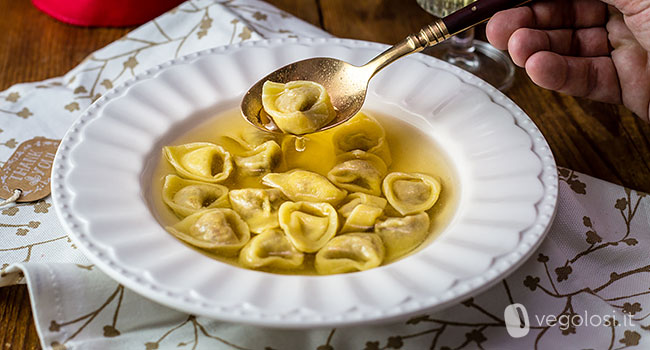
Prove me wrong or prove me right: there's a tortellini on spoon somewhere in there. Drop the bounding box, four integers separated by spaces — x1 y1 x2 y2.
239 229 304 270
262 169 347 205
229 188 285 234
315 233 385 274
262 80 336 135
382 172 441 215
375 212 430 262
327 150 387 196
166 208 250 256
278 201 338 253
164 142 233 183
162 175 230 218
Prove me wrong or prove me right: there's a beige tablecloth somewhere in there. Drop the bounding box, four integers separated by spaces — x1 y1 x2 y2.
1 1 649 349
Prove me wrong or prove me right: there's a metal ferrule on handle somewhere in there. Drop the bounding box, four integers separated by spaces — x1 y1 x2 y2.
406 18 451 51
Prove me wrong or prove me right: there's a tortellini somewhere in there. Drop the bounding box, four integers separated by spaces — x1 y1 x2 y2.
239 229 304 270
327 151 387 196
375 212 430 261
382 172 441 215
162 175 230 217
340 204 384 233
315 233 385 274
338 193 387 233
166 208 250 256
164 142 233 183
262 80 336 135
338 193 388 217
240 128 278 147
262 169 347 205
278 201 338 253
330 113 392 166
228 188 285 234
234 140 282 176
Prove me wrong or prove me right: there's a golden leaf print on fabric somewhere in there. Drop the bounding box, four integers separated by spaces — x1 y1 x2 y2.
197 12 213 39
123 56 139 70
553 188 643 283
16 107 33 119
4 92 20 102
73 86 88 94
33 200 51 213
75 264 94 271
1 138 18 148
64 102 80 112
48 285 125 348
620 330 641 347
239 26 252 40
0 106 32 119
252 11 267 21
1 206 18 216
0 221 40 236
0 235 68 264
145 315 258 350
558 167 586 195
100 79 113 90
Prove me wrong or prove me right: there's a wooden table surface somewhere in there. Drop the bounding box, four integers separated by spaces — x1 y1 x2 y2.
1 0 649 348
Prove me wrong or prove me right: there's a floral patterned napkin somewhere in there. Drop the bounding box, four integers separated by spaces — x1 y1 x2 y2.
1 1 649 349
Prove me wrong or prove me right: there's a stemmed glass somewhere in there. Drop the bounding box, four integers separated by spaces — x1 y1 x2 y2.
416 0 515 91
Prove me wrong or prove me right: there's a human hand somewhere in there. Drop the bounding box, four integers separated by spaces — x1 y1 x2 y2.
486 0 650 122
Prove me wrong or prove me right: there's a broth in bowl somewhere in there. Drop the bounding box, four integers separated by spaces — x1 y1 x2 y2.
151 108 458 275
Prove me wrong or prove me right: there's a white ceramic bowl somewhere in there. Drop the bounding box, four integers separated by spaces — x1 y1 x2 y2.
51 38 558 328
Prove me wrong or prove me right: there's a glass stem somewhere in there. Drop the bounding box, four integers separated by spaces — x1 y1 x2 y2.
443 28 480 72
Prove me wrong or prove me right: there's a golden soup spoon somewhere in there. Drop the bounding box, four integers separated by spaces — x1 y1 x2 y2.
241 0 530 134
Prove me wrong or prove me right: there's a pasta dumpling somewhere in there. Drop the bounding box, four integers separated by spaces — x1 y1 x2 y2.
278 201 338 252
164 142 233 183
239 229 304 270
315 233 385 274
330 113 392 166
262 169 347 205
262 80 336 135
234 140 282 176
228 188 285 234
162 175 230 217
240 128 278 148
340 204 384 233
338 192 387 233
382 172 441 215
338 193 387 217
327 151 387 196
375 212 430 261
166 208 250 256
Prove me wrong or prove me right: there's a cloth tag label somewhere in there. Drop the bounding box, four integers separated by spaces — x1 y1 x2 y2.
0 137 60 202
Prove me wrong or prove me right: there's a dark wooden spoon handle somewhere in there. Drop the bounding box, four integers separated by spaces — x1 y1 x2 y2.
442 0 532 35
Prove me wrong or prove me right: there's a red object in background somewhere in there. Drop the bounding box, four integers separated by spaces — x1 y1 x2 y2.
31 0 185 27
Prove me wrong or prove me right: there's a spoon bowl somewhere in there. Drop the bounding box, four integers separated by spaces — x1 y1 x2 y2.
241 57 371 133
